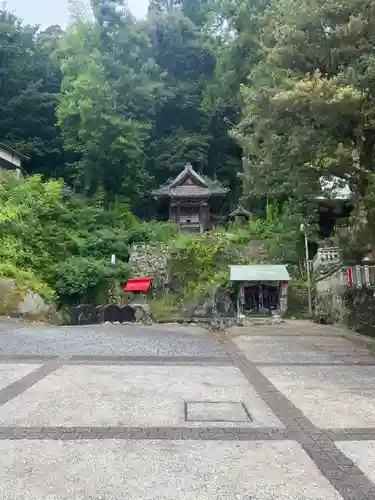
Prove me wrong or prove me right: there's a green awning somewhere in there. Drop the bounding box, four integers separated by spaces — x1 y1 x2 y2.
229 265 290 282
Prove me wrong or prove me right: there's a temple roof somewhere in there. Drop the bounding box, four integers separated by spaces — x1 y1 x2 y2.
316 176 351 201
229 205 253 218
152 163 228 199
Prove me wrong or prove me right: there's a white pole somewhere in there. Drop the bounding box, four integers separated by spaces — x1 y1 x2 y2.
300 224 313 317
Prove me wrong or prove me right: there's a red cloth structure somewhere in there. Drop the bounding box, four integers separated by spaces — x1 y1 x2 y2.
124 278 152 293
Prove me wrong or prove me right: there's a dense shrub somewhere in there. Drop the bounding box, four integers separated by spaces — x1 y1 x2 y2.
0 173 138 306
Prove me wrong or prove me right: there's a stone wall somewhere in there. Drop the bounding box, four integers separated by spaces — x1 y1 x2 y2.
128 244 169 291
344 288 375 337
315 269 346 322
314 267 375 334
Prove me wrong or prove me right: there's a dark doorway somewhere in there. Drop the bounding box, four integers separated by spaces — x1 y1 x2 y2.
243 283 280 315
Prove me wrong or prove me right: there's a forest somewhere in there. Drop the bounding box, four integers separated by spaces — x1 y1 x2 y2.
0 0 375 309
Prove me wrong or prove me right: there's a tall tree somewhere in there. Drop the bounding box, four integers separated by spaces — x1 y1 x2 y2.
147 8 215 180
202 0 271 201
58 1 162 207
0 11 65 176
236 0 375 209
147 1 243 200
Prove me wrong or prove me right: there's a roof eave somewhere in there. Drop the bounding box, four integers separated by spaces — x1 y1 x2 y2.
229 205 253 217
0 142 30 161
229 264 291 282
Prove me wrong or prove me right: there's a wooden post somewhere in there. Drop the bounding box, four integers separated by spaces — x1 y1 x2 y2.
176 202 180 229
201 200 208 232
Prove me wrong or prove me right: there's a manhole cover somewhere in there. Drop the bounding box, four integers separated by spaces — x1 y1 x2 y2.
185 401 252 422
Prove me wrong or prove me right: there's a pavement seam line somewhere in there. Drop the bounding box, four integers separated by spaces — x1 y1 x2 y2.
0 357 66 407
0 426 292 440
0 355 232 366
0 426 373 441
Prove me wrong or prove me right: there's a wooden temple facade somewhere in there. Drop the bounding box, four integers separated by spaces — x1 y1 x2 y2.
152 164 228 233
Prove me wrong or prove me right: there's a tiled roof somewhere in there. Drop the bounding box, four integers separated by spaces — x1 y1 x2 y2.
152 163 228 198
170 163 207 188
229 205 253 217
316 176 351 200
229 265 290 282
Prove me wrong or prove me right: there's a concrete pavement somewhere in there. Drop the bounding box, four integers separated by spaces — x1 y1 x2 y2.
1 321 375 498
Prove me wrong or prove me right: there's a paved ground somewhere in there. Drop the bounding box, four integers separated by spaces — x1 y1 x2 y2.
1 320 375 499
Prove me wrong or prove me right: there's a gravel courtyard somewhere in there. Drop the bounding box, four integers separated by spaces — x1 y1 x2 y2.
1 320 375 499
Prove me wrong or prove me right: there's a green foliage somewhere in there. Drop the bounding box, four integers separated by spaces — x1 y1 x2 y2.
235 0 375 216
0 12 65 176
0 262 55 303
0 0 244 209
124 220 178 245
0 172 136 306
57 8 159 206
333 201 371 263
161 204 304 314
168 234 233 290
53 256 131 304
229 202 306 263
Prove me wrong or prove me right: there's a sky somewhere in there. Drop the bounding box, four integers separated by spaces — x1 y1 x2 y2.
7 0 149 27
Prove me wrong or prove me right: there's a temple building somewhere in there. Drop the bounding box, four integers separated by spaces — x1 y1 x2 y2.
152 164 228 233
0 142 28 178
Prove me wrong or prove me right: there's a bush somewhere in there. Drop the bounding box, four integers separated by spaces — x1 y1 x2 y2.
0 173 135 307
53 257 131 305
124 220 178 245
229 201 306 264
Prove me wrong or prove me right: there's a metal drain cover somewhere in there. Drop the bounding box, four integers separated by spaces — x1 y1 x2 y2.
185 401 252 422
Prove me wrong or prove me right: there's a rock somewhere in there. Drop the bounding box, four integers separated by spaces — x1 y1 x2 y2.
18 291 49 317
129 303 152 324
0 279 56 322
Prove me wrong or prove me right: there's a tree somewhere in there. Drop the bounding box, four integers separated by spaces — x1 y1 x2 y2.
147 9 215 181
202 0 271 200
0 11 65 176
58 1 162 207
236 0 375 212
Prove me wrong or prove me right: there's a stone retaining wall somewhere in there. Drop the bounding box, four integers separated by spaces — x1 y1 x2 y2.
128 244 169 290
344 288 375 337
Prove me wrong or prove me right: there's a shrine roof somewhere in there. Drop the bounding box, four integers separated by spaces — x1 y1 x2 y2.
316 176 351 201
124 278 152 293
229 205 253 217
229 265 290 282
152 163 228 199
0 142 29 161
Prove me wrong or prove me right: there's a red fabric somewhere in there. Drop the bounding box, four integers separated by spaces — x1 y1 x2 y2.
347 268 353 288
124 278 152 293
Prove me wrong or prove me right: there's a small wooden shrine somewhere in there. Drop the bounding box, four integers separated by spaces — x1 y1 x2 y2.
229 264 291 317
152 164 228 233
229 205 253 225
